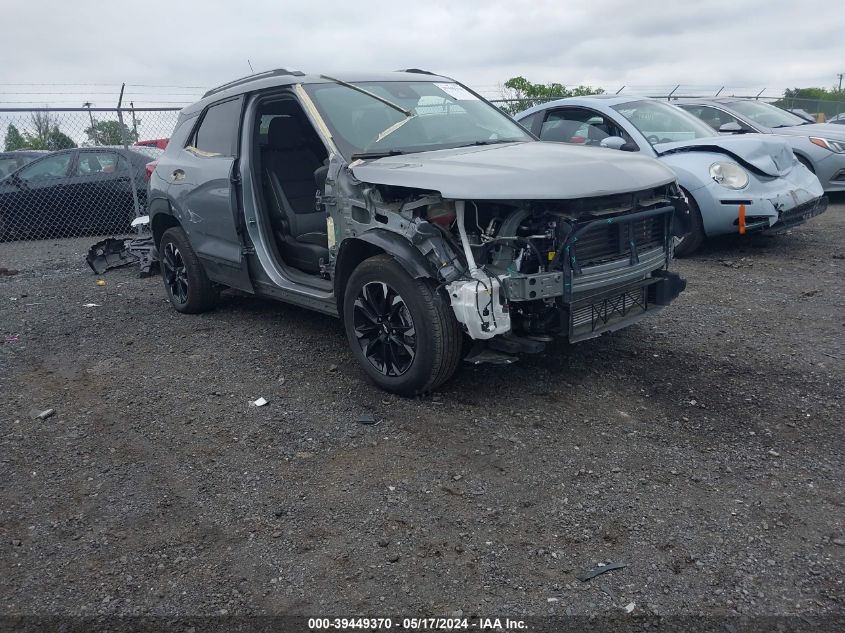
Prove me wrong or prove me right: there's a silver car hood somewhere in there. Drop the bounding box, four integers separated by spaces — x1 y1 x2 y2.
350 141 676 200
653 135 797 177
770 122 845 140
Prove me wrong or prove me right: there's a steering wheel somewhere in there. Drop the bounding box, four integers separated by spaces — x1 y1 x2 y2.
646 134 660 144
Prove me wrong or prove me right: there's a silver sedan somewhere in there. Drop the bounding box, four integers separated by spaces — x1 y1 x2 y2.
675 98 845 192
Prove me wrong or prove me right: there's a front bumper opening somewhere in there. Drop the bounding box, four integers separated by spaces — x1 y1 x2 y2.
767 196 828 232
731 197 829 234
566 271 686 343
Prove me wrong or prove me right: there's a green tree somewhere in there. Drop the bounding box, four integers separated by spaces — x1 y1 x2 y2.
499 77 605 114
15 111 77 150
85 120 138 146
4 124 26 151
776 87 845 121
46 128 76 150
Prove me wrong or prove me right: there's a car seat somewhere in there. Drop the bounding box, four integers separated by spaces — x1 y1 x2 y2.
262 108 329 275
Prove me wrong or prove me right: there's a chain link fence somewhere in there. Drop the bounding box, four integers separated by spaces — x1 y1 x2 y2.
490 94 845 121
0 107 180 242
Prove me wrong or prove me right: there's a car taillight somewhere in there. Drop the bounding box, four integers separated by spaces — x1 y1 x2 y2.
144 160 158 182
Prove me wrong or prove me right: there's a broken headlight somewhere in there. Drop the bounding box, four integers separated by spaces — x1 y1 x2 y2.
709 161 749 189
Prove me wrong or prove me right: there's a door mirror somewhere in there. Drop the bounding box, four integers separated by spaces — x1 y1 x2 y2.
600 136 636 152
600 136 628 150
718 121 744 134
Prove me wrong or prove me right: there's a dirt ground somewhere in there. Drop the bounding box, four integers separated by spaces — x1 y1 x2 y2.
1 197 843 624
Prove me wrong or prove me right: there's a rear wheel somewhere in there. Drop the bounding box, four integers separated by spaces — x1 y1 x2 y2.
343 254 462 395
159 227 218 314
673 190 705 257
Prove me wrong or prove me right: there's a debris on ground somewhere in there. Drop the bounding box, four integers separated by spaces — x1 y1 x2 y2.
86 234 158 276
127 235 157 276
86 238 135 274
0 267 19 276
575 562 626 582
624 602 635 614
95 279 106 286
357 413 377 425
82 303 101 308
31 408 56 420
251 397 268 407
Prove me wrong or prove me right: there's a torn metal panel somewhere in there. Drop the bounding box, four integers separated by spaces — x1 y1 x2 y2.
654 135 798 177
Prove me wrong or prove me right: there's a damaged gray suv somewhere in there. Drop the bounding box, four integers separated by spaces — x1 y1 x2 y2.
148 69 688 394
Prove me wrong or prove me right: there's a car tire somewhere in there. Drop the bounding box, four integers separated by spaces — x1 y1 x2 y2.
343 254 462 395
673 190 705 257
159 226 218 314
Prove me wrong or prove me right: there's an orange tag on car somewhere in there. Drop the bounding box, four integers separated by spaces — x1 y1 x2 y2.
738 204 746 235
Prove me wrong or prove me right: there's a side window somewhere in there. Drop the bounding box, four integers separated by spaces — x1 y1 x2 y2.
17 154 73 181
517 112 539 134
188 98 242 156
75 151 126 176
680 105 746 132
540 108 630 146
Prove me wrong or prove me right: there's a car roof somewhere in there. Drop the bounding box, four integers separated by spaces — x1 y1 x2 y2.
673 97 759 105
182 68 454 115
516 94 655 118
0 150 49 157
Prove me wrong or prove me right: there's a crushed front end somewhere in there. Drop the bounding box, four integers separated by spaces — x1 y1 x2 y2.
440 184 688 349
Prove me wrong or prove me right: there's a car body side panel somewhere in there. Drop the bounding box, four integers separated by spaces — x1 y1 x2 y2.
151 106 253 292
167 157 253 291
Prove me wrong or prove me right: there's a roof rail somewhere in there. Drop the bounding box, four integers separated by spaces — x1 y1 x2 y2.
203 68 306 98
396 68 439 76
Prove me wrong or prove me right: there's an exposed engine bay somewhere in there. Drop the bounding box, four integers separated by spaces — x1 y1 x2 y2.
335 182 689 351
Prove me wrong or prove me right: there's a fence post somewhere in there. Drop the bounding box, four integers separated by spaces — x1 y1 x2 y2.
116 83 143 226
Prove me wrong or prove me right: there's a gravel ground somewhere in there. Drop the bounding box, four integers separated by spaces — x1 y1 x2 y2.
1 197 843 623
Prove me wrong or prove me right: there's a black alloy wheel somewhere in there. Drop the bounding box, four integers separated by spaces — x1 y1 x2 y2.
162 241 189 305
353 281 417 376
158 226 217 314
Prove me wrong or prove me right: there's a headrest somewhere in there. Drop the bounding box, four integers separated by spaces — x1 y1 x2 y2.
268 115 304 149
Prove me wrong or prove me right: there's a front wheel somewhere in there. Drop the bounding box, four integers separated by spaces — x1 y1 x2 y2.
159 226 218 314
343 254 462 395
673 190 705 257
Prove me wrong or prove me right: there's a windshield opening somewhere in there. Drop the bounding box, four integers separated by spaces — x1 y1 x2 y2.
612 100 717 146
303 81 532 159
725 100 806 128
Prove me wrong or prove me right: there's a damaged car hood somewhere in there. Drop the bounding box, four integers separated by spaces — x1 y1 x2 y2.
653 135 796 177
350 141 675 199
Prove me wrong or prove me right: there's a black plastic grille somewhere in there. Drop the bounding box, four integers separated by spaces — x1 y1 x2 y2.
574 214 666 267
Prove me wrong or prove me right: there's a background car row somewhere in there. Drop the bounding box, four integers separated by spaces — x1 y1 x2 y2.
516 95 833 255
0 93 837 250
0 146 162 241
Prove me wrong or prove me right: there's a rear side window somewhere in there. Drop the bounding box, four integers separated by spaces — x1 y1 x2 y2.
75 151 128 175
189 98 242 156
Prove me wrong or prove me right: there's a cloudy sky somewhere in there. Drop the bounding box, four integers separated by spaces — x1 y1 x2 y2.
2 0 844 107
